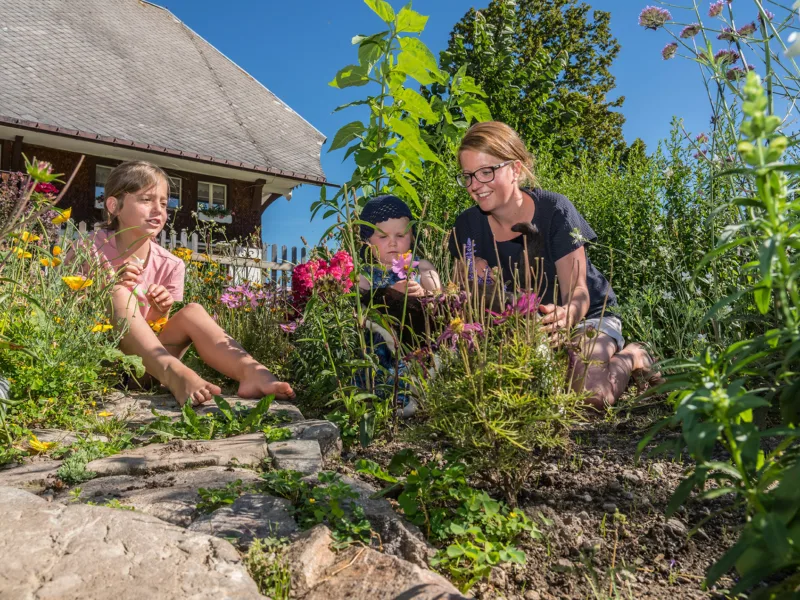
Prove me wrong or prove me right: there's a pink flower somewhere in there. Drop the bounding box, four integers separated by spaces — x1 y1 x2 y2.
714 48 740 65
391 251 419 281
737 22 756 37
489 292 540 325
662 42 678 60
680 24 701 38
280 321 299 334
708 1 725 17
638 6 671 30
436 318 484 352
35 182 59 195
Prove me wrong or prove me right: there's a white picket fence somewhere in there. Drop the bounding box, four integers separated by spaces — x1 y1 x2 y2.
67 221 306 287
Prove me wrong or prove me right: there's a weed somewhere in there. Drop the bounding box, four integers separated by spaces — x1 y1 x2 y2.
244 537 291 599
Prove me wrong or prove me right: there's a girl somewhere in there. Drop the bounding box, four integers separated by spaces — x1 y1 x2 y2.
449 122 661 410
89 160 293 407
357 194 440 295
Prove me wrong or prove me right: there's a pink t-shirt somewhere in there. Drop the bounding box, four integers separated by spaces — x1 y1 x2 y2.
89 230 185 318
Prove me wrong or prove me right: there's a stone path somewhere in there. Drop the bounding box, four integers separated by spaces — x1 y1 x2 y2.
0 392 468 599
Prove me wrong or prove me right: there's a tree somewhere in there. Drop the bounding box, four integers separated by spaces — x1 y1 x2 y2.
439 0 626 165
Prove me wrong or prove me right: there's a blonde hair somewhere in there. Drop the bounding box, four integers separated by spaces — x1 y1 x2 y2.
458 121 539 189
102 161 170 230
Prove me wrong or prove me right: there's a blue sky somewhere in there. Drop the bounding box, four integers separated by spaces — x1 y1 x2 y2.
161 0 713 250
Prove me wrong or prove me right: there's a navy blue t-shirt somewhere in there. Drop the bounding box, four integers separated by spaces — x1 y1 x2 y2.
448 188 618 319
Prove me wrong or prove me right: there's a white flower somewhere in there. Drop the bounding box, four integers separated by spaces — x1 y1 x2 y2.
662 291 675 300
787 32 800 58
697 333 708 342
655 224 664 233
663 167 674 179
570 228 587 244
680 271 691 282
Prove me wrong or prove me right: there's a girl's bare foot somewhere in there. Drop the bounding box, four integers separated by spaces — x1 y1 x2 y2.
164 362 222 407
628 343 665 392
237 364 295 401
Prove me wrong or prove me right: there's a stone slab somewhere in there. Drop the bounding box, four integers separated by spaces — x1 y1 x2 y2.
30 429 108 446
0 460 63 493
85 433 268 477
267 439 323 475
284 419 342 460
0 486 262 600
65 466 263 527
189 493 298 546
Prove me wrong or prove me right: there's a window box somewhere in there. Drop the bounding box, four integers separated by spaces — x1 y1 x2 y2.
197 211 233 224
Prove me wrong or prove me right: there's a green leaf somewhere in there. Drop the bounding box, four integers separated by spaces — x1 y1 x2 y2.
181 403 201 432
214 395 234 423
388 117 443 165
358 36 384 73
329 121 366 152
364 0 395 23
329 64 370 89
242 395 273 430
446 543 465 558
706 537 749 586
397 37 445 85
397 88 438 122
355 459 398 483
666 476 698 518
398 490 418 516
396 5 427 32
459 97 492 123
392 172 421 211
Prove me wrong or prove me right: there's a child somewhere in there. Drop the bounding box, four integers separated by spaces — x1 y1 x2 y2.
358 194 440 295
86 160 293 407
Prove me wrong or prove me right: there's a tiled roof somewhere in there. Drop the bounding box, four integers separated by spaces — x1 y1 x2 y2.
0 0 326 183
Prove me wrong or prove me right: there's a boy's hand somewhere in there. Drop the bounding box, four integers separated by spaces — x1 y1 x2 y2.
146 284 174 314
391 279 426 298
117 262 143 290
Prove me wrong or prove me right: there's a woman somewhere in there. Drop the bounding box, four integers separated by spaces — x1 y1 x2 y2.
449 121 660 409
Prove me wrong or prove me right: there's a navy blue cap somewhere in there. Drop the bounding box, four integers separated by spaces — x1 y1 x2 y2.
359 194 413 241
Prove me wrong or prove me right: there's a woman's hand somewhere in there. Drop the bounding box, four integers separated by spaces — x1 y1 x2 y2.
146 284 174 314
539 303 572 341
391 279 426 298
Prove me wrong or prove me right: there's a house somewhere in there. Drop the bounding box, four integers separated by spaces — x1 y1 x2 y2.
0 0 329 241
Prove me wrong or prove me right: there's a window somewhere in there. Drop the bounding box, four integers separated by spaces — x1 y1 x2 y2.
95 165 113 204
197 181 227 211
168 176 181 209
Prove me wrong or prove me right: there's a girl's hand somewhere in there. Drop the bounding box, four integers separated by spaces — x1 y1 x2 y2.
539 303 571 340
146 284 174 314
117 262 143 290
391 279 426 298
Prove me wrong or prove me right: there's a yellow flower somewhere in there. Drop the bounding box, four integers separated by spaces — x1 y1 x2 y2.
449 318 465 334
410 470 418 476
20 231 40 243
13 248 32 259
91 323 114 333
52 257 62 267
509 512 517 518
52 245 63 256
28 435 55 454
51 208 72 225
54 316 63 324
40 258 53 267
148 317 168 333
309 498 316 504
97 411 114 418
62 276 93 290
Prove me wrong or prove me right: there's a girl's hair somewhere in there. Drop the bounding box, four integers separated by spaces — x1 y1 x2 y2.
102 161 170 230
458 121 539 188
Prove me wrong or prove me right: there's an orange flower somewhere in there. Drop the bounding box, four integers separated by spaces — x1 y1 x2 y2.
148 317 168 333
20 231 40 243
14 248 32 259
52 245 63 256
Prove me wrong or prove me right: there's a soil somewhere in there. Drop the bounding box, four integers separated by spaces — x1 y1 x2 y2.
345 395 741 600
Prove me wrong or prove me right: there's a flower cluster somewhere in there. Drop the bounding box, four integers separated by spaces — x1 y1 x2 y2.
737 22 757 37
662 42 678 60
171 247 193 262
708 0 725 18
638 6 671 30
718 26 735 42
714 48 740 65
34 182 59 196
680 24 701 38
290 250 354 310
219 282 272 310
464 238 491 284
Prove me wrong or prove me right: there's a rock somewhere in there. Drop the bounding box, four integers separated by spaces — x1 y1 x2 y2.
339 475 435 569
580 494 592 503
63 466 263 526
577 511 590 522
0 486 261 599
189 493 298 547
0 459 63 492
286 525 467 600
30 429 108 446
552 558 574 573
665 518 688 538
489 566 508 588
284 419 342 460
650 463 664 477
85 433 268 477
524 591 541 600
268 439 323 475
695 528 710 541
622 491 634 501
602 502 617 513
621 470 641 484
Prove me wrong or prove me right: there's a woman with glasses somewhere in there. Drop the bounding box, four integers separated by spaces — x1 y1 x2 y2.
448 121 661 410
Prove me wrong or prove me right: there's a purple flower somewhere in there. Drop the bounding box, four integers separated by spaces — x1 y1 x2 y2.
489 292 541 325
464 238 491 284
737 22 756 37
718 26 735 41
680 24 701 38
436 318 484 352
757 10 774 24
726 65 755 81
638 6 671 30
714 48 740 65
696 132 709 143
662 42 678 60
708 1 725 17
391 251 419 281
279 321 299 334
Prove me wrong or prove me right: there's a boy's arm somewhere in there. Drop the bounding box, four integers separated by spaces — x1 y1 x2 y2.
417 259 441 293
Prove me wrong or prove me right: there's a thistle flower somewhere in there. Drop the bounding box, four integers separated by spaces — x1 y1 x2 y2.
708 1 725 17
436 317 484 351
718 26 735 41
737 22 756 37
714 48 740 64
661 42 678 60
638 6 672 30
680 24 701 38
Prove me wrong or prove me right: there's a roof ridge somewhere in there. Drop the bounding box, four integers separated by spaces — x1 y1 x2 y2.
142 0 326 141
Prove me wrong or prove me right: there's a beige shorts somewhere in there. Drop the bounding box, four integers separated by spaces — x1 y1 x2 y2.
575 315 625 352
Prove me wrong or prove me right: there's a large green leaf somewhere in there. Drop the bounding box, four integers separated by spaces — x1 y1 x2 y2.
396 4 428 33
364 0 395 23
388 117 443 165
328 121 366 152
358 36 385 73
329 64 370 89
392 171 421 211
397 37 446 85
398 88 438 122
459 97 492 123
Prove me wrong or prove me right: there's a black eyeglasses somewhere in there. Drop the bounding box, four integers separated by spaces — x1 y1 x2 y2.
456 160 514 188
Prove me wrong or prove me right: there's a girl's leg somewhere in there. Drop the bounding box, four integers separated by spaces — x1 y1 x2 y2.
155 303 294 401
569 333 654 410
110 287 221 406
